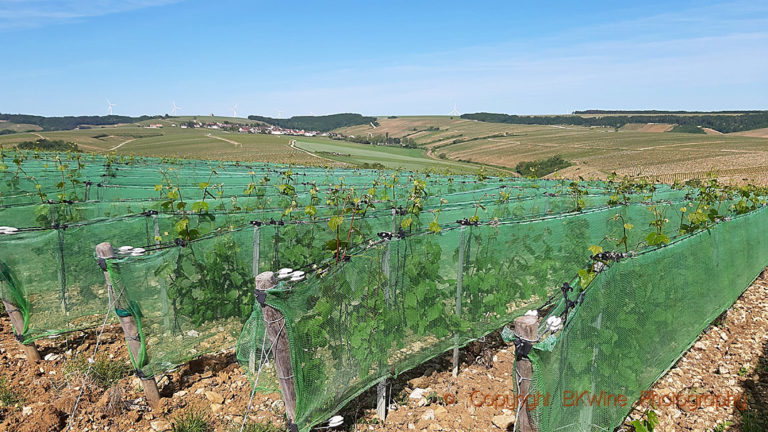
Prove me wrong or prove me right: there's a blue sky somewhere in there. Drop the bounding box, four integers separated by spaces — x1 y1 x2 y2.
1 0 766 117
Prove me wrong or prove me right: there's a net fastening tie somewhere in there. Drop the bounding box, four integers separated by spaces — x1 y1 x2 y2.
561 282 577 315
134 369 151 379
98 258 108 272
288 424 299 432
398 228 406 239
255 290 266 307
592 251 627 262
250 220 263 226
513 336 532 360
173 238 188 247
456 218 480 226
14 333 25 343
377 232 394 240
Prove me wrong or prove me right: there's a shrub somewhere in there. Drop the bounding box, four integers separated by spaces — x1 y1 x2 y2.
16 139 80 152
515 155 571 178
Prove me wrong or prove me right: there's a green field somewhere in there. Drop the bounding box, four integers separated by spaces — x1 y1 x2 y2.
293 138 486 173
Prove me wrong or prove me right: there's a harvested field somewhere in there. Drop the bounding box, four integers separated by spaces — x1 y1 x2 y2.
621 123 674 132
732 128 768 138
337 116 768 184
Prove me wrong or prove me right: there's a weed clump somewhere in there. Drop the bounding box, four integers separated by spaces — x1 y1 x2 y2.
0 377 24 407
172 410 209 432
63 354 130 388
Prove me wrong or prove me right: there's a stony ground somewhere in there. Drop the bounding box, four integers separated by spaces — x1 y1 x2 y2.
1 271 766 432
0 322 287 432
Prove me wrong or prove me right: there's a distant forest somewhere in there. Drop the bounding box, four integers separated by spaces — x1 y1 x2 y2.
461 112 768 133
0 114 160 131
574 110 768 115
247 113 378 132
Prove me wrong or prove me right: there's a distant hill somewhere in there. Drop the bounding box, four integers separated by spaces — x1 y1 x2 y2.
461 112 768 134
247 113 378 132
0 113 161 131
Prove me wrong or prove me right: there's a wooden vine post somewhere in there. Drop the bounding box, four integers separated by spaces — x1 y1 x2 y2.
255 271 297 423
95 242 160 409
514 315 539 432
2 299 41 362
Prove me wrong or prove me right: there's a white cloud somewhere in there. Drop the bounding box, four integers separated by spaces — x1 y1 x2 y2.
0 0 182 29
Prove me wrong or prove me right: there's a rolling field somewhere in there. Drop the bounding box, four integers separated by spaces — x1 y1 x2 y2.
337 116 768 184
293 138 484 173
0 123 329 165
2 115 768 183
0 118 489 172
0 120 42 132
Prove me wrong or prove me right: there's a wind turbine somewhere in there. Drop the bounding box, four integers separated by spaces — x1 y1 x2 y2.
106 99 116 115
171 101 181 116
277 110 284 118
232 105 238 118
449 103 460 116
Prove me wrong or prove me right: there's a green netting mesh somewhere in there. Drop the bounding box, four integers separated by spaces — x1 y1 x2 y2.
2 151 766 432
105 228 256 377
255 202 706 430
528 206 768 431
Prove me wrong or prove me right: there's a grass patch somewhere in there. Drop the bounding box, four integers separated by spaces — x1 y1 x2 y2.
172 410 209 432
0 377 24 407
515 155 571 178
64 354 130 388
234 421 285 432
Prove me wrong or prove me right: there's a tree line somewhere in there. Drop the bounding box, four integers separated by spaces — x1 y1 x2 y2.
247 113 378 132
0 113 160 131
574 110 768 115
343 134 417 148
461 112 768 133
16 138 80 152
515 155 571 178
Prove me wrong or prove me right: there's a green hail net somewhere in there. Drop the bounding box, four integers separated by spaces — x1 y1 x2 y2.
529 206 768 431
1 150 766 432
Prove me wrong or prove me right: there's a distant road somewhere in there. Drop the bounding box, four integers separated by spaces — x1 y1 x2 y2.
207 133 242 147
109 138 135 151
